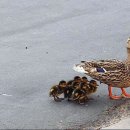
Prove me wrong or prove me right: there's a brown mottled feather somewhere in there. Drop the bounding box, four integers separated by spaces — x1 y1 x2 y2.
80 60 130 88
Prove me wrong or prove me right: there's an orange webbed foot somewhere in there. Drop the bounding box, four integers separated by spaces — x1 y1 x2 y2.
121 88 130 98
109 95 122 100
108 86 122 100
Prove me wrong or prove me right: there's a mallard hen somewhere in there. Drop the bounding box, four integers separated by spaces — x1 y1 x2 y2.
73 37 130 99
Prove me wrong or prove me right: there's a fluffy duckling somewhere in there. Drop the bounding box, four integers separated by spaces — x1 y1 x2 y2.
64 81 80 101
87 80 99 95
72 81 80 89
81 76 89 83
73 76 82 83
64 76 81 100
49 80 67 101
64 80 74 100
72 82 88 104
72 80 98 104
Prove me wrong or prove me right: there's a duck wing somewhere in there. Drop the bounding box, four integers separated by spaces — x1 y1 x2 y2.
87 69 128 86
81 59 124 71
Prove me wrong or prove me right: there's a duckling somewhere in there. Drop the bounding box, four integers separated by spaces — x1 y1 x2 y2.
87 80 99 95
66 80 73 87
49 80 67 102
74 76 82 83
72 81 81 89
81 76 89 83
64 76 81 100
72 80 98 104
72 82 88 104
64 81 81 101
64 80 74 100
69 76 82 90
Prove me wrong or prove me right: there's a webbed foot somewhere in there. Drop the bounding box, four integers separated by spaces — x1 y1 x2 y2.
121 88 130 98
108 86 122 99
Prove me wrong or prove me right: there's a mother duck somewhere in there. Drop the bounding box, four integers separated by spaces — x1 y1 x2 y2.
73 37 130 99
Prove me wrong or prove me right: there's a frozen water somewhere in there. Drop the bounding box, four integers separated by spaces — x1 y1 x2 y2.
0 0 130 129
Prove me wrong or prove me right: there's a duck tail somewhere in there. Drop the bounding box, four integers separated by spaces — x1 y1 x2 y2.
73 64 88 73
73 63 107 74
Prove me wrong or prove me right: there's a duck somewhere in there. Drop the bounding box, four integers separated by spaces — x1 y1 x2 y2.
49 80 67 101
73 37 130 100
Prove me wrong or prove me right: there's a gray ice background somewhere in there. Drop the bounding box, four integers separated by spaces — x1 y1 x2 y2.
0 0 130 129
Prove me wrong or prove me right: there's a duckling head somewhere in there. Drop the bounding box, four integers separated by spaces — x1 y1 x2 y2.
74 76 81 82
89 80 99 88
82 76 88 83
59 80 67 88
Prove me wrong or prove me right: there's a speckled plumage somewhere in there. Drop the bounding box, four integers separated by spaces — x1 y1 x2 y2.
78 59 130 88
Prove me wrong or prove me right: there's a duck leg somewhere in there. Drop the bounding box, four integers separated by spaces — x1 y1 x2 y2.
108 86 122 99
121 88 130 98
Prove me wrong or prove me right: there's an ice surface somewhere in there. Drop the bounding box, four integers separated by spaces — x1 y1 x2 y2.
0 0 130 129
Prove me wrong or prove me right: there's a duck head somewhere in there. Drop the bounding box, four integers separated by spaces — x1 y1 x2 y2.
82 76 89 83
